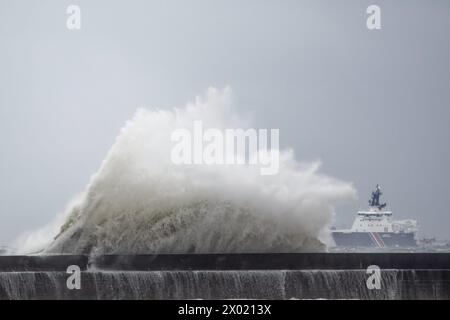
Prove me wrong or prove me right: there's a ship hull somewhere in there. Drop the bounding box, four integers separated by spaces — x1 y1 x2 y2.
332 231 417 248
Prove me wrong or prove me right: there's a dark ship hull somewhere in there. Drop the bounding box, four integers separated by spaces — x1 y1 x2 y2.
332 231 417 248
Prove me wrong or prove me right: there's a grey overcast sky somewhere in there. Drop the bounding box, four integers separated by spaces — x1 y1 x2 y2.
0 0 449 244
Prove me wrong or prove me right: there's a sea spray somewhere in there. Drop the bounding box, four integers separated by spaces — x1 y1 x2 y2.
17 87 355 254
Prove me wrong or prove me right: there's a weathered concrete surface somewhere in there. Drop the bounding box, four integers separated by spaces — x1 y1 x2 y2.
1 253 449 271
0 253 449 299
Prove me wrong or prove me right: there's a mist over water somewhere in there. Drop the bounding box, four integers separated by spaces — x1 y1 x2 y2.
17 88 354 254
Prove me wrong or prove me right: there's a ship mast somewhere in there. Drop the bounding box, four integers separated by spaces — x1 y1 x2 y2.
369 184 387 210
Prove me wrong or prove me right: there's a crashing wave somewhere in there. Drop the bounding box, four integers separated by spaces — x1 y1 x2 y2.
18 87 355 254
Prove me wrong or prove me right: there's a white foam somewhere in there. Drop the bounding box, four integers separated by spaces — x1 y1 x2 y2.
17 87 355 254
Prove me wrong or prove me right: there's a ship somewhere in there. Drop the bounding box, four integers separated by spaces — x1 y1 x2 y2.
332 185 418 248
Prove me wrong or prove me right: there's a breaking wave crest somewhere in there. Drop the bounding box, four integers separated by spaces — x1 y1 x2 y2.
18 87 355 254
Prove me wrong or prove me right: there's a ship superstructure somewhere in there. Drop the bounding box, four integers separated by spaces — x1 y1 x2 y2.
332 185 418 248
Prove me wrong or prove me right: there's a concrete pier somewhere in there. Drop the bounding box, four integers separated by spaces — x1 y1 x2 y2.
1 253 449 299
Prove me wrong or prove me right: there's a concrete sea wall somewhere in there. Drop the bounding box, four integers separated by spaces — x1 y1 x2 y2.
0 253 449 299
